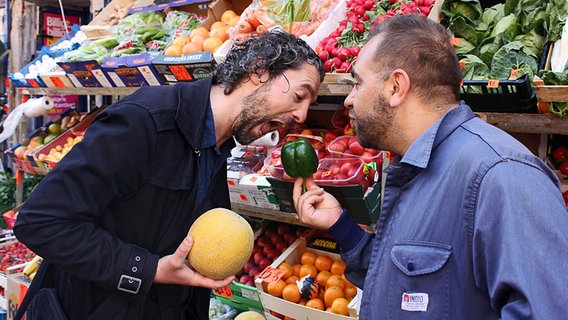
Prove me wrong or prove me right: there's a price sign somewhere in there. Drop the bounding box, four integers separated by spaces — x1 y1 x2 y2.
510 69 519 78
214 285 234 299
257 266 287 283
487 79 500 89
449 37 461 46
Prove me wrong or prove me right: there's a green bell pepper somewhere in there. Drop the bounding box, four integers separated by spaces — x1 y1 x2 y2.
281 138 318 192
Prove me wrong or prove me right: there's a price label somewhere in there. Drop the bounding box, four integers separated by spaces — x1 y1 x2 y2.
214 285 234 299
487 79 500 89
449 37 461 46
257 266 286 283
459 61 466 68
510 69 519 78
168 65 192 81
49 76 66 88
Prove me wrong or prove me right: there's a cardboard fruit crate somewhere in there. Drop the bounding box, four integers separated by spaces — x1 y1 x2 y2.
254 238 360 320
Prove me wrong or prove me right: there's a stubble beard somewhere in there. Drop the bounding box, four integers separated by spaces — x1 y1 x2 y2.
354 93 395 151
233 85 273 145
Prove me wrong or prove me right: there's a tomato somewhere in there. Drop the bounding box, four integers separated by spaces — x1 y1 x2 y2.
559 161 568 176
553 146 568 161
563 190 568 204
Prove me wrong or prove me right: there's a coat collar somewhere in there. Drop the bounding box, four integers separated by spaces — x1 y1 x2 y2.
175 77 214 149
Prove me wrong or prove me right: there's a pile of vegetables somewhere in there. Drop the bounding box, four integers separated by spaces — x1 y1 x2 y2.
540 65 568 117
443 0 568 83
316 0 436 73
62 10 203 63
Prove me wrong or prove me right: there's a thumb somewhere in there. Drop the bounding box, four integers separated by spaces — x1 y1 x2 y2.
175 236 193 261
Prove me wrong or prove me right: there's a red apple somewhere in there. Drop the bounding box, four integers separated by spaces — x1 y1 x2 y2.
243 261 256 273
277 224 290 236
270 234 284 244
263 244 274 255
258 258 272 270
329 141 347 153
256 236 270 247
249 267 261 279
253 252 264 265
340 162 353 176
349 140 365 156
240 274 252 284
276 242 288 253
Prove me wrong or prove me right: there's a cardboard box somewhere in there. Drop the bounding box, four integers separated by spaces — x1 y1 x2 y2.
151 50 215 84
229 174 280 210
6 273 30 320
57 60 114 88
213 281 264 313
103 53 163 87
82 0 155 39
254 238 359 320
39 72 76 88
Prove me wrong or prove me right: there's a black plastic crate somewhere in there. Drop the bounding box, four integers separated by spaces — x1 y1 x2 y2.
460 74 537 113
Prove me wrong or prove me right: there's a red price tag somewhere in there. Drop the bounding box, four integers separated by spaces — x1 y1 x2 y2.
214 285 234 299
487 79 500 89
510 69 519 78
257 266 287 283
459 61 466 68
450 37 461 46
168 65 192 81
50 76 66 88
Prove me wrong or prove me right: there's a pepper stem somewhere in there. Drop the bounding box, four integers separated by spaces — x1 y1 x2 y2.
302 179 307 194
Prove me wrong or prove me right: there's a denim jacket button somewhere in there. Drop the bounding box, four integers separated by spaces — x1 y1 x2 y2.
407 262 415 271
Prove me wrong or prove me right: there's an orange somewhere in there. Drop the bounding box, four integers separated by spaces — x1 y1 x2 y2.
210 21 227 31
172 35 190 46
182 42 200 54
190 35 206 51
270 310 284 319
342 274 355 288
344 285 358 301
282 283 301 303
314 255 333 272
189 27 209 41
326 274 345 290
306 297 325 310
330 259 346 275
323 285 344 308
299 264 318 278
315 270 331 288
221 10 238 24
299 298 307 306
278 261 294 280
292 264 302 277
300 251 317 265
330 297 350 315
209 27 229 42
267 279 287 298
164 44 182 56
285 275 300 285
227 16 240 27
202 36 224 53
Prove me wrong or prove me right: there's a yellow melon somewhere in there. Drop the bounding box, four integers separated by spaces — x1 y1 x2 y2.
187 208 254 280
234 311 266 320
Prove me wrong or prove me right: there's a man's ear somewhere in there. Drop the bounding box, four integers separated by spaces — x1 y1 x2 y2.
388 69 410 107
249 70 269 86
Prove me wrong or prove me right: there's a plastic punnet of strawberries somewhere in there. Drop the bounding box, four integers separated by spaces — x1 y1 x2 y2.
316 0 436 73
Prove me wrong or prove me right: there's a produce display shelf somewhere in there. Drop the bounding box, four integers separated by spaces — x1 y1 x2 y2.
474 112 568 135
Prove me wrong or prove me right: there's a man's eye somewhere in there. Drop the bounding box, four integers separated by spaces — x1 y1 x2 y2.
295 94 304 102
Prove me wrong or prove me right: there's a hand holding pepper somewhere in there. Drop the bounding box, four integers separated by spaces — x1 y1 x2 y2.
281 138 319 193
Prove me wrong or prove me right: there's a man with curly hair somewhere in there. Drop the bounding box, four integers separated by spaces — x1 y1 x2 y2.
14 30 324 320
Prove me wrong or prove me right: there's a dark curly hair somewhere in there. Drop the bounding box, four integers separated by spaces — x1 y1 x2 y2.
213 30 325 94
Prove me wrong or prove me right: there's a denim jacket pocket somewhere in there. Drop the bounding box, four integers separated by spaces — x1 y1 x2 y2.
390 241 452 276
386 241 452 319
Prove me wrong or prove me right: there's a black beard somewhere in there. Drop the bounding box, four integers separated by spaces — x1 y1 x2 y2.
233 86 271 145
355 93 394 151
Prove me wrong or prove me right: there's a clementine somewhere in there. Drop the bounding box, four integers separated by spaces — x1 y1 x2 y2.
300 251 317 265
267 279 287 298
221 10 238 24
282 283 301 303
330 259 346 275
323 285 344 308
315 270 331 288
330 297 350 315
292 264 302 277
306 297 325 310
299 263 318 278
344 285 358 301
277 261 294 280
285 275 300 285
314 255 333 272
326 274 345 290
202 36 224 53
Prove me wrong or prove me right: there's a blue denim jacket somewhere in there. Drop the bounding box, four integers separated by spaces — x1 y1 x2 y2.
328 103 568 319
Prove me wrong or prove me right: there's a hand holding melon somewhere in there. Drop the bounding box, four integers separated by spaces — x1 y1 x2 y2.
186 208 255 280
